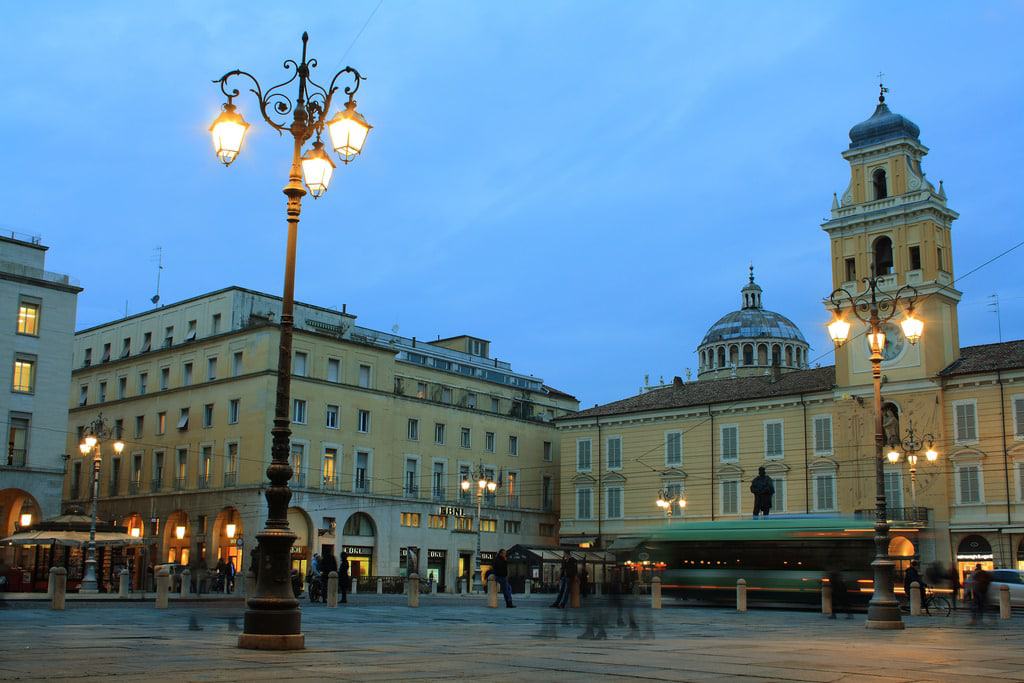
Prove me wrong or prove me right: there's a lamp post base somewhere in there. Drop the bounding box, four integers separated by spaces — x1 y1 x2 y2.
238 634 305 650
865 599 904 630
865 619 905 630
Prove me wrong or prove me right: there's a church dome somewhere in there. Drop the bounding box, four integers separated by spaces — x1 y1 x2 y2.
696 267 810 380
849 97 920 150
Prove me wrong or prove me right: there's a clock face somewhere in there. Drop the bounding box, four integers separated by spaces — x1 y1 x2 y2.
865 322 905 361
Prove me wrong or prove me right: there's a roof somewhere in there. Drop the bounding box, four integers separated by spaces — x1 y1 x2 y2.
939 340 1024 377
699 307 808 346
557 365 836 421
849 101 921 150
544 384 579 401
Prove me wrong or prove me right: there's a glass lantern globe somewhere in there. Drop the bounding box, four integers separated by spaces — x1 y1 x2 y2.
209 103 249 166
326 99 372 164
300 141 336 198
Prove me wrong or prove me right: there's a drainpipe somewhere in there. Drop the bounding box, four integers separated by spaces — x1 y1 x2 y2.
596 416 603 549
801 394 810 514
709 406 715 521
998 370 1011 526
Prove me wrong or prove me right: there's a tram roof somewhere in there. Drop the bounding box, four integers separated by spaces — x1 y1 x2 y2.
637 517 887 544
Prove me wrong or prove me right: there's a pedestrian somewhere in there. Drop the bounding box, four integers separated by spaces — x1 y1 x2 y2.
750 466 775 518
492 549 515 608
968 563 992 625
903 559 926 606
550 552 578 608
320 550 338 603
338 549 350 603
828 571 852 619
226 558 236 593
215 559 227 592
609 566 638 631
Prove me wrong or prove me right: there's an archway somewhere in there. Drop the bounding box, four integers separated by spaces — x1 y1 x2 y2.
0 488 41 572
742 344 754 366
212 507 244 574
889 535 915 578
717 347 725 368
287 507 313 577
163 510 191 565
1018 538 1024 571
757 344 768 366
341 512 376 578
872 168 888 200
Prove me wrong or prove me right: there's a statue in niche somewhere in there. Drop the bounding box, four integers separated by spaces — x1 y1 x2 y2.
882 402 901 447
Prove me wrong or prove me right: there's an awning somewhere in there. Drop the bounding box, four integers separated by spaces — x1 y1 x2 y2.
1 529 145 547
558 535 596 547
606 536 646 553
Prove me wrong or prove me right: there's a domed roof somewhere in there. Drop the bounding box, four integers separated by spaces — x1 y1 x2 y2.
849 96 920 150
698 267 808 347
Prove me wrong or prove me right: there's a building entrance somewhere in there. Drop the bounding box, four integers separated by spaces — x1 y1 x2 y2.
427 549 446 592
956 535 994 583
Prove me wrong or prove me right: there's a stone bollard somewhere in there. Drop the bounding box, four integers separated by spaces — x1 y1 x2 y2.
736 579 747 612
910 582 922 616
119 569 130 598
244 570 256 597
180 568 191 597
377 577 383 595
155 567 170 609
351 577 358 595
408 573 420 608
327 571 338 608
594 581 602 597
821 580 832 615
487 575 498 608
524 580 531 597
431 578 438 595
569 576 581 608
461 578 468 595
651 576 662 609
1000 584 1011 619
49 567 67 611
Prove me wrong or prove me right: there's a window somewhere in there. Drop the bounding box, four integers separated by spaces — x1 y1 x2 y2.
607 436 622 470
358 364 371 388
7 416 28 466
117 376 127 400
357 409 370 433
665 431 682 467
121 337 131 359
503 520 521 534
1014 396 1024 440
203 403 214 428
326 404 339 429
232 351 243 377
141 332 152 353
177 407 190 431
225 442 238 480
576 487 593 520
79 384 89 406
773 478 787 512
182 362 193 386
542 476 553 509
83 348 92 367
491 397 500 412
17 300 39 335
131 454 143 484
134 415 144 438
539 523 555 537
153 451 164 485
957 464 981 504
228 399 239 425
470 339 485 356
873 236 894 275
407 418 419 441
576 438 592 472
844 257 856 282
909 245 921 271
872 167 888 200
884 469 903 509
434 422 445 444
720 425 739 461
290 443 305 483
441 387 452 404
292 399 307 424
322 448 337 485
176 447 188 485
354 451 370 491
98 381 107 402
460 427 471 448
160 367 169 391
480 518 497 533
327 358 340 383
416 382 427 399
813 415 833 455
466 392 477 409
207 357 217 381
138 372 148 395
200 446 213 486
543 441 552 462
429 514 447 529
813 472 837 511
509 435 518 455
455 516 473 531
101 343 111 363
721 480 739 515
937 246 945 271
294 352 307 377
157 411 166 435
954 400 978 444
606 486 623 519
485 431 495 452
211 313 221 334
404 458 419 496
164 326 173 347
185 320 197 342
432 461 445 499
12 356 35 393
764 421 784 460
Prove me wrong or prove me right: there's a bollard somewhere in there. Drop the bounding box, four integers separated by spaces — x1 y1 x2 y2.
244 569 256 597
461 578 468 595
1000 584 1011 619
180 568 191 597
49 567 67 611
569 576 581 608
408 573 420 608
595 581 602 597
910 582 922 616
651 576 662 609
524 579 531 597
821 580 832 615
351 577 358 595
431 578 438 595
377 577 383 595
327 571 338 608
223 573 230 594
155 566 170 609
487 575 498 608
119 569 130 598
736 579 747 612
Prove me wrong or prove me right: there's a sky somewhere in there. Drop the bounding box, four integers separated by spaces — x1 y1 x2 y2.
2 1 1022 407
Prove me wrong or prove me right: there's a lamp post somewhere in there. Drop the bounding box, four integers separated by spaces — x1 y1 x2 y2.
77 414 124 593
828 270 922 630
460 464 499 593
211 32 371 650
655 489 686 524
885 421 938 512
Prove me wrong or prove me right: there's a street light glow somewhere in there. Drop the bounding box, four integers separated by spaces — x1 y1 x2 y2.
326 99 372 163
300 141 335 198
175 525 186 540
19 513 32 527
226 523 237 539
827 317 851 346
901 312 924 345
84 435 98 449
886 448 900 463
209 103 249 166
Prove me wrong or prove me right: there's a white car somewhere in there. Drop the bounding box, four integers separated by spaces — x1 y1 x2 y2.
987 569 1024 607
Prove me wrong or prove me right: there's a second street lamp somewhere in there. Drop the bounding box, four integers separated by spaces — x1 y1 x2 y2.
460 464 500 593
655 489 686 524
211 31 371 651
886 421 939 513
78 414 124 593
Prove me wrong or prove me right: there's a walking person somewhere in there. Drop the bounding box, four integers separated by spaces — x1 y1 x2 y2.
338 549 350 603
903 559 926 607
492 549 515 608
828 571 852 619
968 563 992 625
550 552 578 608
319 550 338 604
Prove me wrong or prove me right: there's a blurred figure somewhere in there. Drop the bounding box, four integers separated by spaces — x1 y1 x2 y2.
550 553 577 609
339 549 350 604
609 566 638 632
828 570 852 619
319 550 338 604
968 563 992 625
903 559 926 606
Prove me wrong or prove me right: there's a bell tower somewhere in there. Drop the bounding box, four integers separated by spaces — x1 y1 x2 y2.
822 85 961 389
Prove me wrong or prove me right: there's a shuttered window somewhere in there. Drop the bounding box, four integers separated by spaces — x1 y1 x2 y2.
665 431 682 466
765 421 784 459
813 415 833 454
954 401 978 443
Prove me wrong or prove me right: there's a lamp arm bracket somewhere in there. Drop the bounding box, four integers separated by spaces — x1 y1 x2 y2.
213 69 290 134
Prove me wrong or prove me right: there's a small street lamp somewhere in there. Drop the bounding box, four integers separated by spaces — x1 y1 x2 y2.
655 489 686 524
460 464 499 593
885 421 939 512
78 414 124 593
211 32 370 650
828 269 921 630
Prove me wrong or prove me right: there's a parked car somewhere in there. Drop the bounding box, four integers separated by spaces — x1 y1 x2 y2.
987 569 1024 606
154 563 187 592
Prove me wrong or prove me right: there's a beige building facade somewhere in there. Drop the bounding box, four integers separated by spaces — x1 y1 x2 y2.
63 287 576 590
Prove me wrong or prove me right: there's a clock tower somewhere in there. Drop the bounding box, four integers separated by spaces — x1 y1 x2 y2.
822 87 961 390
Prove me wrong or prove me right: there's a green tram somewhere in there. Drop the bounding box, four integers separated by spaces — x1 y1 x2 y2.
618 518 901 607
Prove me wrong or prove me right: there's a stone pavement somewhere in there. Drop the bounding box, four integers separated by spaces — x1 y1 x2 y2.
1 596 1022 682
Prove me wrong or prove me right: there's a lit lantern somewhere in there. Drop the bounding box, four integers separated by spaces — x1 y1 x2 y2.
114 439 125 455
84 435 98 450
678 499 687 509
326 99 372 164
867 330 887 356
226 523 237 539
19 513 32 527
460 479 470 492
827 317 851 346
175 525 186 540
901 312 924 345
130 527 141 538
886 448 901 464
300 141 336 198
487 481 497 493
79 443 91 455
925 446 938 462
209 103 249 166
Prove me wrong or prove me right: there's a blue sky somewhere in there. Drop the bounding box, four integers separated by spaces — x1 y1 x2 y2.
2 2 1022 406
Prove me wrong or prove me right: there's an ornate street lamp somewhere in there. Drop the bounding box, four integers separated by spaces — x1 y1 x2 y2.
460 464 500 593
655 489 686 524
78 414 125 593
885 421 939 512
211 32 370 651
828 269 921 630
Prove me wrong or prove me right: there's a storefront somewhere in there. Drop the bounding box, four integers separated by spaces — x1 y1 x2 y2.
343 545 373 577
288 507 312 576
479 550 495 584
956 534 994 583
427 549 446 591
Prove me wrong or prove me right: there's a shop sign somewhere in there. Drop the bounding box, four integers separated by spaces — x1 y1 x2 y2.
439 506 465 516
480 551 496 561
957 553 994 561
428 549 445 560
343 545 373 556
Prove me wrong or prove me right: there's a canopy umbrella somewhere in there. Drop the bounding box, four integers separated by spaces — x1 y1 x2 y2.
1 529 145 547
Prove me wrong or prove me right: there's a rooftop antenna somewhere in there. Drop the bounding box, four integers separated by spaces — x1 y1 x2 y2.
987 294 1002 342
150 246 164 306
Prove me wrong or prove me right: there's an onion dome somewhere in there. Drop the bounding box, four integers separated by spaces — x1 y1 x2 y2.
849 90 920 150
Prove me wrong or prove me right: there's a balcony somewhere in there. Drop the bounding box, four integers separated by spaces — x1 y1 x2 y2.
404 484 419 499
150 478 163 493
855 507 931 525
128 481 141 495
224 472 237 488
108 481 120 496
293 472 307 489
321 475 339 492
197 475 211 490
5 449 26 467
432 488 446 502
506 495 520 509
542 499 554 512
353 476 370 494
174 477 187 491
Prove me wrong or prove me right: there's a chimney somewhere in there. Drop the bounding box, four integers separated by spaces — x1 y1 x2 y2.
672 376 683 387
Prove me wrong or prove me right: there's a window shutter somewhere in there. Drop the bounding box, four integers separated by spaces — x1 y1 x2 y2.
1015 398 1024 438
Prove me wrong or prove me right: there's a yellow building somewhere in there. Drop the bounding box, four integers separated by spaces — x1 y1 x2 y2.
64 286 577 591
556 93 1024 581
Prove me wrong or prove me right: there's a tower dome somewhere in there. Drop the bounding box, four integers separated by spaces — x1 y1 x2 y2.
848 90 920 150
696 267 810 380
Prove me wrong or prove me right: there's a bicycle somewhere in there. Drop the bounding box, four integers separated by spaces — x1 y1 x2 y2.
900 587 952 616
